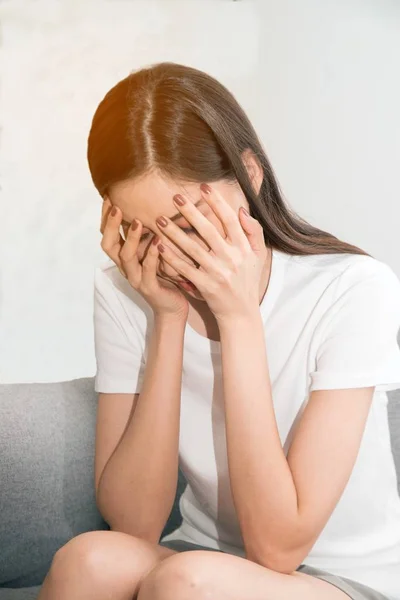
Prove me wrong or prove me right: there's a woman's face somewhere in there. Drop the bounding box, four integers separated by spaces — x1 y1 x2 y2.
107 172 249 300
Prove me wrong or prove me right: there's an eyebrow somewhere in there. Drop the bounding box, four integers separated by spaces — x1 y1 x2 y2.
121 198 205 234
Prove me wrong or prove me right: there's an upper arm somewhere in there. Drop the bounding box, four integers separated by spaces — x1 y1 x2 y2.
284 386 375 562
94 392 140 498
272 260 400 569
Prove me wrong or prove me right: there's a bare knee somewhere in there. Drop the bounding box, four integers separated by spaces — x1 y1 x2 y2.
51 531 115 576
138 551 219 600
51 530 173 586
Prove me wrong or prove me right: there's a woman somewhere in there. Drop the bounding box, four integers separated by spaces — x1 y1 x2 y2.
38 62 400 600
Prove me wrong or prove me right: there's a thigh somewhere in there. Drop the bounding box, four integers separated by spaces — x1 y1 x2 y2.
137 549 351 600
158 541 388 599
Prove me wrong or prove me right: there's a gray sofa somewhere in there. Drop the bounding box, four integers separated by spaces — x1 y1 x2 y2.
1 372 399 600
0 377 187 599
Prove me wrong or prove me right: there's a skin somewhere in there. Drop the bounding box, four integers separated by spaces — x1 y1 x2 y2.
37 152 360 599
109 151 272 332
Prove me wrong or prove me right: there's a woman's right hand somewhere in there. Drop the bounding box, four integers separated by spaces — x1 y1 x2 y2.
100 197 189 322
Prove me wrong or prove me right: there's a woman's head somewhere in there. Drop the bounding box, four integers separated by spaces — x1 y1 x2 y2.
103 163 263 293
87 61 370 280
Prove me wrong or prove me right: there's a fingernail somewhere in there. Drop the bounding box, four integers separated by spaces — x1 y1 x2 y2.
173 194 186 206
131 219 138 231
156 216 168 227
241 207 250 217
200 183 211 194
152 235 159 245
111 206 117 217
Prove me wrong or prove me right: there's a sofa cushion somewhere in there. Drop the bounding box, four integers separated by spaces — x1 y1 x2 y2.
0 377 185 589
0 378 110 587
388 387 400 495
0 587 41 600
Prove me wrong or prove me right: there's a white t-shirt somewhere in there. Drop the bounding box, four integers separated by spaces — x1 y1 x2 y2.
93 249 400 599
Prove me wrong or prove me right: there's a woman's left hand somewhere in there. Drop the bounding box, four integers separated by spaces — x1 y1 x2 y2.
155 183 268 322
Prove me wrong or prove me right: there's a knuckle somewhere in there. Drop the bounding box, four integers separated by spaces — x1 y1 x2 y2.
224 214 236 227
139 284 150 295
215 270 227 284
143 251 155 265
120 244 136 263
119 247 130 262
141 261 154 272
127 275 139 288
230 255 242 270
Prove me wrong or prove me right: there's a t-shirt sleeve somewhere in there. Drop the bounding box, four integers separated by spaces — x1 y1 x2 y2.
93 267 146 393
309 259 400 393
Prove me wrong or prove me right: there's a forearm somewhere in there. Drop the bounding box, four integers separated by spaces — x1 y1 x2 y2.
97 315 186 543
218 313 299 565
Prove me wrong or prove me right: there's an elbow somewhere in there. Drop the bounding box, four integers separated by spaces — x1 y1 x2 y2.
246 550 302 574
245 539 307 574
95 482 111 524
94 484 124 535
264 554 302 575
108 521 162 545
244 517 313 573
95 487 165 543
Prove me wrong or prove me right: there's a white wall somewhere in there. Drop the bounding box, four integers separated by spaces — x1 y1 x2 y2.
1 0 399 383
255 0 400 267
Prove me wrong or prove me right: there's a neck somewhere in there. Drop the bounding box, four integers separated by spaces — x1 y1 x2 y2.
259 246 273 304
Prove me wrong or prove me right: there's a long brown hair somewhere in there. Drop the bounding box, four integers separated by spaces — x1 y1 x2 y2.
87 61 370 258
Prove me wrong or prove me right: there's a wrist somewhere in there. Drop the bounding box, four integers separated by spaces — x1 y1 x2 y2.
154 312 188 328
216 308 261 328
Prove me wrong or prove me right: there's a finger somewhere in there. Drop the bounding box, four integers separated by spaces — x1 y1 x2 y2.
100 196 112 235
238 207 265 254
157 243 204 289
119 219 144 285
169 196 227 258
100 203 127 276
101 196 127 242
156 216 216 273
141 234 162 290
200 184 250 250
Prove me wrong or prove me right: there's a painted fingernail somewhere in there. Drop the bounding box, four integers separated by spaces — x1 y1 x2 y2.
156 216 168 227
152 235 159 245
173 194 186 206
241 207 250 217
158 244 165 253
111 206 117 217
131 219 138 231
200 183 211 194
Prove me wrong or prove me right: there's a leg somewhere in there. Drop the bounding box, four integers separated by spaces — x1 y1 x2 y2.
37 530 177 600
137 550 350 600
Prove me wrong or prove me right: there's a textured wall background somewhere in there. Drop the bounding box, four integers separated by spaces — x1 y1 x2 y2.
1 0 399 383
